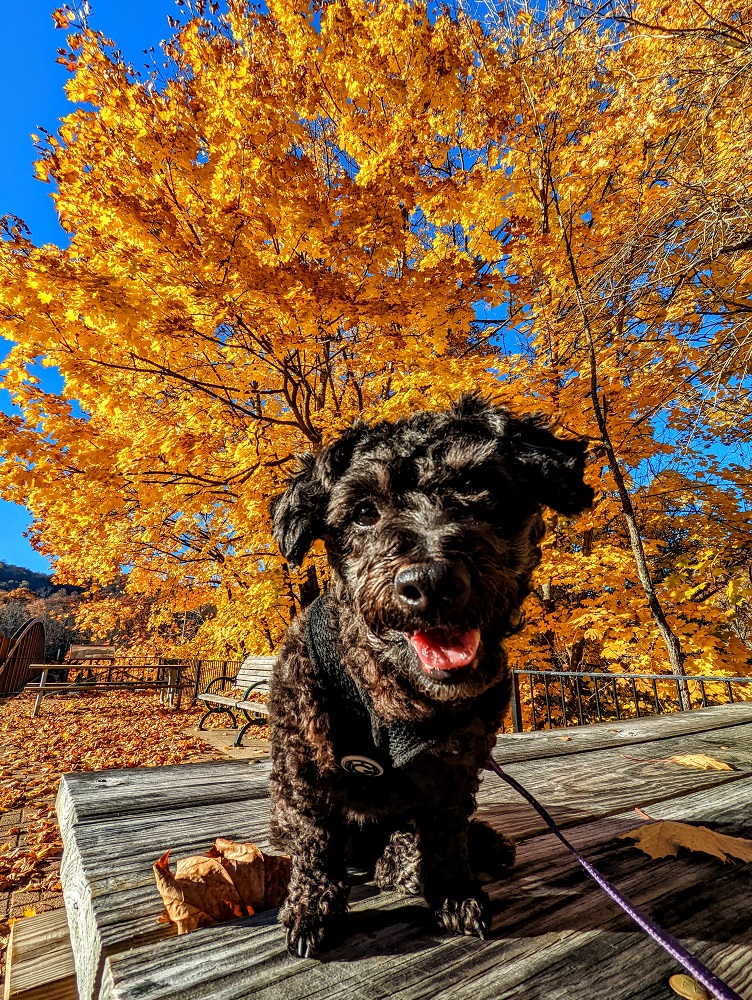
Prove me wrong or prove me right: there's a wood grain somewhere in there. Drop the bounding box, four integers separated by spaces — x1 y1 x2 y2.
493 701 752 763
57 703 752 1000
4 907 77 1000
98 778 752 1000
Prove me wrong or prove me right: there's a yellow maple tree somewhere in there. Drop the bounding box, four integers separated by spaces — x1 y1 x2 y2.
0 0 750 676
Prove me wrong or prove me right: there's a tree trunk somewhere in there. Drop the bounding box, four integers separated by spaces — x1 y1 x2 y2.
551 191 691 710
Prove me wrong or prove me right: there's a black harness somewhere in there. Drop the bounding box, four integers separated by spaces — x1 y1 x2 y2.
305 595 452 777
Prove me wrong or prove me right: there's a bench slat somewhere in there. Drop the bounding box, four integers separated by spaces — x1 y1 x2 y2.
4 906 77 1000
235 656 274 689
26 682 177 692
197 694 269 714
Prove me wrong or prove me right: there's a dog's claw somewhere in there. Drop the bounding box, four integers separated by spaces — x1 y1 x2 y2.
296 936 310 959
286 923 321 959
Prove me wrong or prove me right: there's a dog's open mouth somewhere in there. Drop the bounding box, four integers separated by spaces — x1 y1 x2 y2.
409 628 481 680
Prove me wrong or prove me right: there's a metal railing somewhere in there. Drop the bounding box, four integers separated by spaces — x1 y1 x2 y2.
13 646 752 734
190 658 243 701
506 669 752 733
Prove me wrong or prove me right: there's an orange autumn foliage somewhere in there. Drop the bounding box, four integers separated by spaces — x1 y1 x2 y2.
0 0 750 675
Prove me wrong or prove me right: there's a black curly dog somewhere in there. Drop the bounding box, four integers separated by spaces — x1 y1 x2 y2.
269 394 592 957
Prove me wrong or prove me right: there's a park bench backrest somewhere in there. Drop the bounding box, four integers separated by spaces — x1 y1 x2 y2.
236 656 275 689
69 645 116 661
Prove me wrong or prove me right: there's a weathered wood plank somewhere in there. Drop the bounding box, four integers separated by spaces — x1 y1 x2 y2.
482 718 752 841
58 707 752 1000
494 701 752 764
56 760 271 830
61 736 751 1000
4 907 77 1000
97 778 752 1000
59 803 274 1000
62 721 752 885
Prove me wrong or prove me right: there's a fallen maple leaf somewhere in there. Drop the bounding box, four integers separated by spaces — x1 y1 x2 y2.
209 838 291 909
207 839 265 912
154 850 246 934
155 839 291 934
264 852 293 908
622 821 752 863
668 754 735 771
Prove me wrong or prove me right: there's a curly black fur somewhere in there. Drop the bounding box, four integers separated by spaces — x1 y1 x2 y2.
269 394 592 957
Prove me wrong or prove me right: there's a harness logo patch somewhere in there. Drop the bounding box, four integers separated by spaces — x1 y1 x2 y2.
340 755 384 777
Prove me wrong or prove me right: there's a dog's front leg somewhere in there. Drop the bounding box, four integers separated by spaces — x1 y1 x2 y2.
417 813 490 940
277 815 348 958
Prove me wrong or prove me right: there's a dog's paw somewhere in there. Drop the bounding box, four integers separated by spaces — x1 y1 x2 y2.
283 905 327 959
468 819 516 880
431 886 491 939
375 830 422 896
280 877 347 959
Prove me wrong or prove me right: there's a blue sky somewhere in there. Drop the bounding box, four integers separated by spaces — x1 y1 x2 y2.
0 0 180 573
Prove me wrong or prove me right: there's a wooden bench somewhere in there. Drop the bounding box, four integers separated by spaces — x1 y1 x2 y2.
3 906 77 1000
197 655 275 746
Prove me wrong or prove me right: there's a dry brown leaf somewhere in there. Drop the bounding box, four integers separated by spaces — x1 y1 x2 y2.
153 850 246 934
668 753 735 771
208 838 266 912
621 821 752 863
207 838 291 909
155 840 291 934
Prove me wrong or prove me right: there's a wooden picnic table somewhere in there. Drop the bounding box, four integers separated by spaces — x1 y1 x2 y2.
28 662 189 716
56 702 752 1000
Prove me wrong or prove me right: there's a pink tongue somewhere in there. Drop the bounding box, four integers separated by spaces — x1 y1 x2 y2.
409 629 481 673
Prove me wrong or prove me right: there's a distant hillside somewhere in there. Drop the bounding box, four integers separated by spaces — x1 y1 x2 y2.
0 561 56 594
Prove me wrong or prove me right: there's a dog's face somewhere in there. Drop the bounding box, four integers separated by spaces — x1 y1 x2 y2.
272 395 592 699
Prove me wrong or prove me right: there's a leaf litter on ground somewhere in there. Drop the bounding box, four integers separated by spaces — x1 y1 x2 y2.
0 690 223 946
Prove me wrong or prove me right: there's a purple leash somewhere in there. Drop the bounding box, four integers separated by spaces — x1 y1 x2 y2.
484 757 744 1000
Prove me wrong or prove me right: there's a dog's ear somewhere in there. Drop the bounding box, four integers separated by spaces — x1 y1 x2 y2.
270 422 369 566
506 414 594 515
270 452 326 567
452 395 593 516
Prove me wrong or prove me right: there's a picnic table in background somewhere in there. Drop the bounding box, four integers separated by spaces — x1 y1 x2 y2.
45 702 752 1000
26 652 189 716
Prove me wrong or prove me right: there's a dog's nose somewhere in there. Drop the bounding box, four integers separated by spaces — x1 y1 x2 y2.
394 562 471 614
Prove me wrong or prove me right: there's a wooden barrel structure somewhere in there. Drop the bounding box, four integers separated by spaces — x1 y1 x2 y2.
0 617 46 695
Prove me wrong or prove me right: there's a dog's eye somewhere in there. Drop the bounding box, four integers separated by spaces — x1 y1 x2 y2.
353 500 380 527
